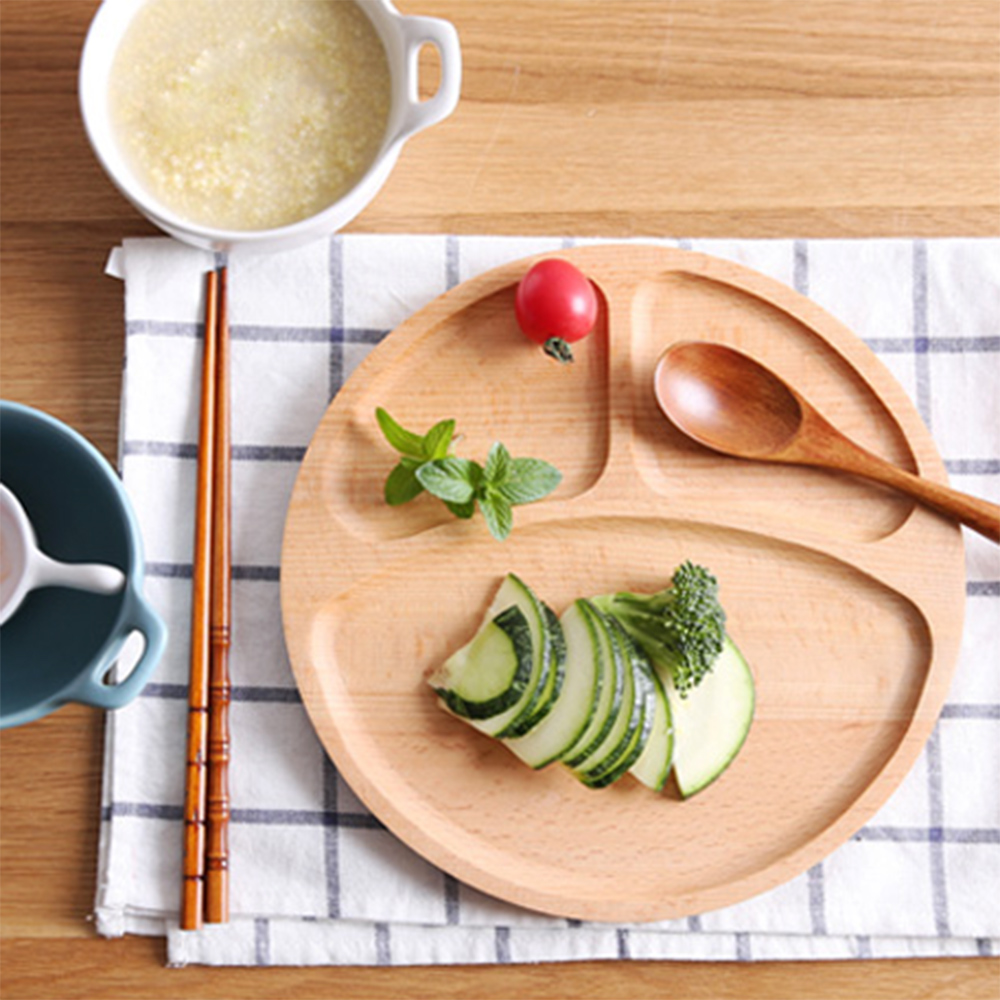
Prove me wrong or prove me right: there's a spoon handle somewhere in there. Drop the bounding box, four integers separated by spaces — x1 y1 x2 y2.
813 425 1000 543
880 466 999 543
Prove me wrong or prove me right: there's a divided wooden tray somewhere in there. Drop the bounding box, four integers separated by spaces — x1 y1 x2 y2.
280 245 965 922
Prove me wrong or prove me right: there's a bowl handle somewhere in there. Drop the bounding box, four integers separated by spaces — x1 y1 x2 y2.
394 14 462 143
69 585 168 711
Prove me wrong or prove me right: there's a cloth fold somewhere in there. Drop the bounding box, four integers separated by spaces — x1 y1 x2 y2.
94 235 999 966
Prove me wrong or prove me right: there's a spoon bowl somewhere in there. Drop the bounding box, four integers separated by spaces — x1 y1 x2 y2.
654 341 806 459
654 341 1000 544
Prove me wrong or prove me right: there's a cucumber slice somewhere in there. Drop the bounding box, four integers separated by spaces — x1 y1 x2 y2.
565 611 640 780
628 654 673 791
429 604 534 720
665 635 755 798
574 616 654 788
503 600 603 769
511 602 567 736
559 600 624 768
471 575 559 739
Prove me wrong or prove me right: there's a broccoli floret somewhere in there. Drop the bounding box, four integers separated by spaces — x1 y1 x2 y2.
592 561 727 697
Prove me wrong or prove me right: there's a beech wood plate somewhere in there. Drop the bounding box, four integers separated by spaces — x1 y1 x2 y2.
280 245 965 922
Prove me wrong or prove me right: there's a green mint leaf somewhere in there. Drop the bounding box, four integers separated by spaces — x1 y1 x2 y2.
376 408 425 458
499 457 563 505
384 463 424 505
416 458 480 504
423 419 456 460
483 441 513 486
479 491 513 541
444 498 476 519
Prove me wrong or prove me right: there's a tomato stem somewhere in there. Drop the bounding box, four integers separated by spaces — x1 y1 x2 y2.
543 337 575 364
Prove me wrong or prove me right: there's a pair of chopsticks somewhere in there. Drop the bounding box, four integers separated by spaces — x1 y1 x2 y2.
181 267 232 930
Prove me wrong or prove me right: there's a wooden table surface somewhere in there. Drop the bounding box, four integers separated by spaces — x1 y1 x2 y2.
1 1 997 997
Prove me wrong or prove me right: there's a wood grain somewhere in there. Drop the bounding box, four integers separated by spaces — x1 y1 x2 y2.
280 246 965 922
1 0 997 996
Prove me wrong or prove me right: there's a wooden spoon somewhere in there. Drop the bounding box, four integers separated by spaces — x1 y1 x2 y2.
654 341 1000 544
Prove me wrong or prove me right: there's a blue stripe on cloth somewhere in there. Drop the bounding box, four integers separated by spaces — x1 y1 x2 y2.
864 336 1000 353
103 802 182 821
940 703 1000 719
494 926 511 963
144 562 280 581
101 801 385 829
254 918 270 966
126 318 383 344
616 928 631 959
329 236 344 401
946 459 1000 475
375 922 392 966
235 809 383 829
126 319 200 338
807 863 827 935
323 754 340 919
228 325 335 343
912 239 932 426
443 874 461 925
122 440 307 462
855 826 1000 844
446 235 460 289
141 683 301 703
926 726 951 935
735 932 752 961
794 239 809 296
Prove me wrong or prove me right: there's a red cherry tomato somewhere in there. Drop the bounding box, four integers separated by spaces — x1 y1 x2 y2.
514 258 598 363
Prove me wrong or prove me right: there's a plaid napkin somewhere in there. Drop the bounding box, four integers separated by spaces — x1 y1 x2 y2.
94 235 1000 966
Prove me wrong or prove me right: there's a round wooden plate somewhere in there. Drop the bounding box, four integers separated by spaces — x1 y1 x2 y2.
280 245 965 922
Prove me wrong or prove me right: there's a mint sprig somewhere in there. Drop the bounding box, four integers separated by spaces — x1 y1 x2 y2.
376 408 456 506
376 410 562 541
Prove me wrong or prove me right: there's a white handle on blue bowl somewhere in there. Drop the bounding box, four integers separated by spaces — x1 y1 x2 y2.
31 550 126 596
395 14 462 143
69 584 168 711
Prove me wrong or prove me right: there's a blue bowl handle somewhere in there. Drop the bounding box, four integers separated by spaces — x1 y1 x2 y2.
68 584 168 710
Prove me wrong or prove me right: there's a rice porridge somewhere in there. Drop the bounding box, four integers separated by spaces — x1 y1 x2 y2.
109 0 392 230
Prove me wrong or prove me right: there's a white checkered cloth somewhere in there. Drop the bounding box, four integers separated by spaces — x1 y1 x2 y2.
94 235 1000 966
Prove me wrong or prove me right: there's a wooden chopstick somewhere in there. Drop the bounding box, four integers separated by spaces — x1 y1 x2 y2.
205 265 232 924
180 268 218 931
180 266 231 930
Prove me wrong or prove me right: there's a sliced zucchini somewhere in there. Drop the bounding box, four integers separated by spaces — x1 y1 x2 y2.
565 611 640 780
471 574 558 739
428 604 533 720
573 616 654 788
583 619 659 788
503 600 603 769
559 600 624 768
664 635 755 798
628 654 673 791
510 602 567 736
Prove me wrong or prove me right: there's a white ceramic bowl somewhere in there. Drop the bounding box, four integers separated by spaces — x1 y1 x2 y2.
79 0 461 253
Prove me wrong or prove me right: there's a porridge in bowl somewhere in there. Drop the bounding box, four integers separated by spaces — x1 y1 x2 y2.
108 0 392 231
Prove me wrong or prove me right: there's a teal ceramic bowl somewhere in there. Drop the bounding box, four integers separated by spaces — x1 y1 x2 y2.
0 401 167 728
